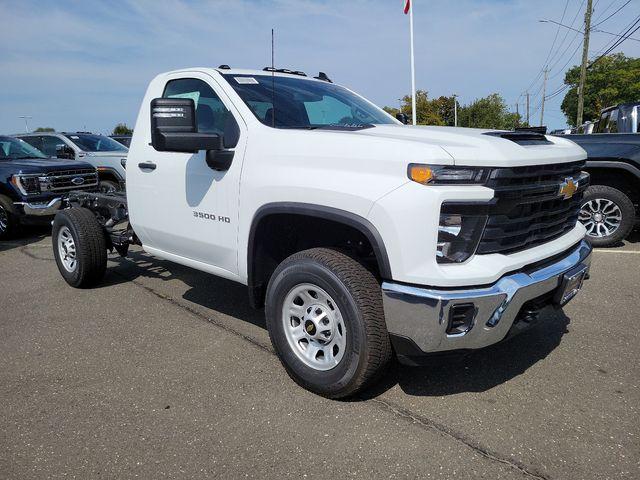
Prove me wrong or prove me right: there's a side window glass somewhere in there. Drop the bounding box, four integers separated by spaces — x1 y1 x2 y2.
608 110 618 133
41 136 65 157
21 136 42 151
163 78 230 135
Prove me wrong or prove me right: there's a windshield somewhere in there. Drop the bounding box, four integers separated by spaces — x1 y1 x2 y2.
0 136 48 160
66 134 128 152
222 74 395 130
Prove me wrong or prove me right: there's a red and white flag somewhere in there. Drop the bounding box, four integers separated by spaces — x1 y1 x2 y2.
404 0 411 14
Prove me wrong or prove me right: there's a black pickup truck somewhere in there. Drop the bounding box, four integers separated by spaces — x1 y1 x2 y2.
568 133 640 246
0 136 98 239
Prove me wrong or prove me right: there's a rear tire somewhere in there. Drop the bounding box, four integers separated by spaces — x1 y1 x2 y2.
0 195 18 240
580 185 635 247
52 208 107 288
265 248 392 399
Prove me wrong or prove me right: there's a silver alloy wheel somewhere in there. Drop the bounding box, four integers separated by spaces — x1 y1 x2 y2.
57 226 78 272
0 206 7 234
580 198 622 238
282 283 347 371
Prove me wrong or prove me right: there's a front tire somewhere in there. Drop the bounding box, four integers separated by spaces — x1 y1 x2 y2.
0 195 18 240
265 248 392 399
52 208 107 288
580 185 635 247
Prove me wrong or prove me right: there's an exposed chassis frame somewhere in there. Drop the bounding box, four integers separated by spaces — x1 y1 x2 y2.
65 190 138 256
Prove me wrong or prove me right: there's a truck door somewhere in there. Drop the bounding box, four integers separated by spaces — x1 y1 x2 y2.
128 73 246 278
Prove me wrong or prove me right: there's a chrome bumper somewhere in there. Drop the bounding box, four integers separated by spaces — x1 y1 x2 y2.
14 198 63 216
382 240 592 357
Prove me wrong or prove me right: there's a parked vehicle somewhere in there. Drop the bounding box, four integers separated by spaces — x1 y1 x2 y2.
566 133 639 246
110 134 132 147
0 136 98 239
593 102 639 134
18 132 127 193
51 67 592 398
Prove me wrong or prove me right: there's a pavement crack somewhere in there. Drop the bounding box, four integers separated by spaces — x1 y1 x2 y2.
367 397 551 480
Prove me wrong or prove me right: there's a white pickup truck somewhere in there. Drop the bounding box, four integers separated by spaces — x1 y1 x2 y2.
51 67 592 398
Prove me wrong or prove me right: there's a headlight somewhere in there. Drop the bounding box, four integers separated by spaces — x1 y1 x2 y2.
408 164 490 185
10 175 42 196
437 213 487 264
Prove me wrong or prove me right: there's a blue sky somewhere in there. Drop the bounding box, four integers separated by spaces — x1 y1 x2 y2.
1 0 638 134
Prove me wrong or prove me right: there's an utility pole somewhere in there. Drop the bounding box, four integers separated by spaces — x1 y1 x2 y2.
453 94 458 127
577 0 593 127
19 115 32 133
540 68 548 126
526 92 530 125
407 0 417 125
515 101 520 127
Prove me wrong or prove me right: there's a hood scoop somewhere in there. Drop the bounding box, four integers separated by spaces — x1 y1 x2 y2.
483 131 552 146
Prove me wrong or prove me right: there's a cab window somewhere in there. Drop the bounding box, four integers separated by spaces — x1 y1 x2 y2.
163 78 230 135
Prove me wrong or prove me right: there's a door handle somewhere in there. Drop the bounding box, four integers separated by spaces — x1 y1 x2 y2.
138 162 156 171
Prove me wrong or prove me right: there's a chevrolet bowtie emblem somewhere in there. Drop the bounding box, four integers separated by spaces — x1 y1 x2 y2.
558 177 578 199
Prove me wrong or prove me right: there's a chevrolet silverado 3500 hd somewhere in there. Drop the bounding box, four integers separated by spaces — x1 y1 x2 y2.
51 67 592 398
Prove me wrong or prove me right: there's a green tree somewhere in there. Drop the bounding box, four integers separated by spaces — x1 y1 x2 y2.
384 92 519 128
112 123 133 135
34 127 55 132
457 94 520 129
561 54 640 126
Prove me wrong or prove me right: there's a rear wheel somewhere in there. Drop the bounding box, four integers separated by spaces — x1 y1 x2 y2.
265 248 391 398
52 208 107 287
580 185 635 247
0 195 18 240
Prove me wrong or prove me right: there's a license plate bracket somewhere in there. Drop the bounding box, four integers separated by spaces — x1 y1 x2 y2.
554 263 589 307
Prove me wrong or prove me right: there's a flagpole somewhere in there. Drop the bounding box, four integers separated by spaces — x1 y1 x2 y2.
409 1 417 125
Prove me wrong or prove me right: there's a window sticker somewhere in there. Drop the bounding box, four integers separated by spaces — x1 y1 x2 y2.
169 91 201 107
235 77 259 85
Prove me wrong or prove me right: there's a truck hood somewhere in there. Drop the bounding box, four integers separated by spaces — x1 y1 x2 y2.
0 158 95 175
353 125 586 167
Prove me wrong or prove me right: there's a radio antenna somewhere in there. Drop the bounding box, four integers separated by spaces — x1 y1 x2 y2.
271 28 276 128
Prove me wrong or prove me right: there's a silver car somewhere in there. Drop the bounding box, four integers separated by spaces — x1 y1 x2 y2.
18 132 127 193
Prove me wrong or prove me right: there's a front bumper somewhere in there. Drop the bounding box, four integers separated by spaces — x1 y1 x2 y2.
382 240 592 362
14 198 63 216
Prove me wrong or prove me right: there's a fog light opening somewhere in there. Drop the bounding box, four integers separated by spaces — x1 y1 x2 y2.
446 303 477 336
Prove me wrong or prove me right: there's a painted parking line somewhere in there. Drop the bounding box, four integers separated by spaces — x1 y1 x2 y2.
593 249 640 254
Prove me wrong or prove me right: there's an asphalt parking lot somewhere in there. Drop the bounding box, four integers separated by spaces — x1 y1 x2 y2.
1 229 638 479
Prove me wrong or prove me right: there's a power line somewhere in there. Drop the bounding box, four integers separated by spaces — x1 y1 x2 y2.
589 15 640 66
592 0 631 27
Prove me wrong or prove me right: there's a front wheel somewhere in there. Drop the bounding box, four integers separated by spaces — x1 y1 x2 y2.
579 185 635 247
52 208 107 288
0 195 18 240
265 248 392 399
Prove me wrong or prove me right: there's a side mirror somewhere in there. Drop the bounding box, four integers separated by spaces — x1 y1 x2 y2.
56 144 74 159
150 98 222 153
396 113 409 125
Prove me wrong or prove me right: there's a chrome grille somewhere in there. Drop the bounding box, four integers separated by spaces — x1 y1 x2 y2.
41 168 98 192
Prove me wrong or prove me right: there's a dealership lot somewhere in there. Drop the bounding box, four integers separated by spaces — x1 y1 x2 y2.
1 230 638 479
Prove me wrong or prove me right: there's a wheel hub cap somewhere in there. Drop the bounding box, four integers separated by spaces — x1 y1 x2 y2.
282 284 346 371
57 226 78 272
579 198 622 238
